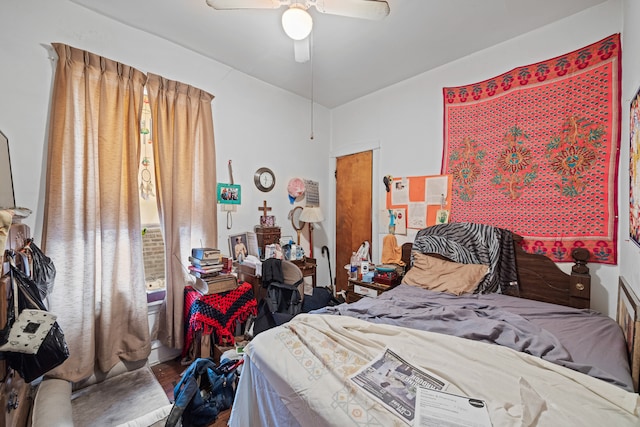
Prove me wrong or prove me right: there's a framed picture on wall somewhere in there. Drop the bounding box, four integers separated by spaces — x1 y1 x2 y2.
217 183 241 205
617 276 640 391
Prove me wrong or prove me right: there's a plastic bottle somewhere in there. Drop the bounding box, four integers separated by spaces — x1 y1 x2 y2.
349 252 358 279
288 240 297 260
361 258 369 279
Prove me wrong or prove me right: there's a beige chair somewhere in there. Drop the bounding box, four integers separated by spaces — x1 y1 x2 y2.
32 359 172 427
281 259 304 304
251 259 306 336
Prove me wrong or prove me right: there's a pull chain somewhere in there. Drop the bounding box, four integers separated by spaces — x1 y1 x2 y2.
310 31 314 140
226 159 234 229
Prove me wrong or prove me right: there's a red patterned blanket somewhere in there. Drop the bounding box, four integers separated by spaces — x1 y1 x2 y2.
442 34 621 264
183 282 257 356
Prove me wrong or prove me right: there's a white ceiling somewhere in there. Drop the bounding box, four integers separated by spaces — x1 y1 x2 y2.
70 0 607 108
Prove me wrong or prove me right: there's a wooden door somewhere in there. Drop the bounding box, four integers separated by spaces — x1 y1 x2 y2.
335 151 372 294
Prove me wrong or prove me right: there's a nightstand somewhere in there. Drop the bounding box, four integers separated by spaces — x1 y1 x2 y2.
346 278 396 303
292 257 316 288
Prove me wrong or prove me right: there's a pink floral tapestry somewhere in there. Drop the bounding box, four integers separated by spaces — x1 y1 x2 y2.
442 34 621 264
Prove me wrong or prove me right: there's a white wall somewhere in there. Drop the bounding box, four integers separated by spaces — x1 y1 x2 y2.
3 0 638 316
0 0 332 287
620 0 640 300
331 0 625 317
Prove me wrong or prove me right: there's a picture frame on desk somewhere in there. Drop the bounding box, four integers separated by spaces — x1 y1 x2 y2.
228 232 249 261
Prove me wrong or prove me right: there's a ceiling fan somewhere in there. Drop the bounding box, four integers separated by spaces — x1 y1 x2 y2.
205 0 391 62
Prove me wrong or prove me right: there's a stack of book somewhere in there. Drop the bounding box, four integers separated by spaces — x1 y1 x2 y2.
189 247 238 294
189 247 223 281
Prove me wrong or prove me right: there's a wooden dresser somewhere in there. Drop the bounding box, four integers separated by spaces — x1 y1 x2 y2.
1 221 34 427
254 226 281 257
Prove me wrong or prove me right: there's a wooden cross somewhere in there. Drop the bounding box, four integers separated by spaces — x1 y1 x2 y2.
258 200 272 218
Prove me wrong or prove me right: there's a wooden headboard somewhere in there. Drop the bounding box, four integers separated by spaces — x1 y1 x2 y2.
401 234 591 309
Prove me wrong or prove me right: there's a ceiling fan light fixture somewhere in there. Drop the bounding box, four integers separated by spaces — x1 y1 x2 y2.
282 5 313 41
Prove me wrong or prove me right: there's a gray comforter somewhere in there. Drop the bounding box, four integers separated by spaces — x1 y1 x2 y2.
319 284 633 391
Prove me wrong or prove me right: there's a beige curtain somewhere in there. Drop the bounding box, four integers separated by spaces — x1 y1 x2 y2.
146 74 217 349
42 44 150 381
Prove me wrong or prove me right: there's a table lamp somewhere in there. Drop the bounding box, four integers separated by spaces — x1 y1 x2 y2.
299 206 324 258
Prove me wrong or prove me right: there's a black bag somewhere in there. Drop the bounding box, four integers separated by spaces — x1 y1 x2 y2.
0 272 16 346
24 239 56 300
6 322 69 382
253 280 303 336
252 298 277 336
264 280 303 317
5 263 69 382
302 286 343 312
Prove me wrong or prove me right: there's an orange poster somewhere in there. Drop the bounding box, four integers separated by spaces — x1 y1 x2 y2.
386 175 451 229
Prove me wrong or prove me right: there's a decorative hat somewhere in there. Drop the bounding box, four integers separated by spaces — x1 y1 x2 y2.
287 178 306 204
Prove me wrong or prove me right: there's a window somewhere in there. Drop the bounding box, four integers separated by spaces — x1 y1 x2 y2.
139 93 166 298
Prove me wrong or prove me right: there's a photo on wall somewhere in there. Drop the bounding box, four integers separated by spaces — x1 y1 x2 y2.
217 183 241 205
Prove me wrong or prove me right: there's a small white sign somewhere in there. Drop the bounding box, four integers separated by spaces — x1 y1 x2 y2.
354 284 378 298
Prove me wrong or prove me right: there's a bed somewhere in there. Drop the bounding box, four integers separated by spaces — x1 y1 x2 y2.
229 223 640 426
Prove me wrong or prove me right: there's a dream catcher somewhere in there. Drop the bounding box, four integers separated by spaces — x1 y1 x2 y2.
139 99 155 200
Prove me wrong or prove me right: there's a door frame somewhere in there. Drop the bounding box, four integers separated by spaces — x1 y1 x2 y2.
329 140 381 291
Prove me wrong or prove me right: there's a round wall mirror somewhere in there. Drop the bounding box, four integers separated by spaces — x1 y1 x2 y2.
290 206 304 245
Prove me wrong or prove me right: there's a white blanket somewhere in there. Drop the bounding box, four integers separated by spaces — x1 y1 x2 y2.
231 314 640 426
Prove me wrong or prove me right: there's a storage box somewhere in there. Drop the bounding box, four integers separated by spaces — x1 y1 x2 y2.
259 215 275 227
213 336 248 363
373 271 401 286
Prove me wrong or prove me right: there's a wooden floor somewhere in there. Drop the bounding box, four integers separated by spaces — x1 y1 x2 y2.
151 358 232 427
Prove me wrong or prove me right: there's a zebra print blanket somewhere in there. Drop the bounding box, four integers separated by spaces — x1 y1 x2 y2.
412 222 518 294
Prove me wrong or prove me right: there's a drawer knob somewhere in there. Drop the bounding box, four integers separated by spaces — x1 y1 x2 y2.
575 283 585 291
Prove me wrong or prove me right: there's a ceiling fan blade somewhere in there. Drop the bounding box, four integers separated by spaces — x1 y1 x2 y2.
311 0 389 20
294 38 310 63
205 0 287 10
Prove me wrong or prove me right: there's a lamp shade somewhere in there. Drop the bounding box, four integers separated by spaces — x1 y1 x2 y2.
282 6 313 41
299 206 324 223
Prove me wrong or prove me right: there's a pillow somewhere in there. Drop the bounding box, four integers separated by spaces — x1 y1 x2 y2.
403 253 489 295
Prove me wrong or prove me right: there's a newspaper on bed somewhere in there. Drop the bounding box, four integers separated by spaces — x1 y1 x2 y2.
349 348 449 425
415 388 492 427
